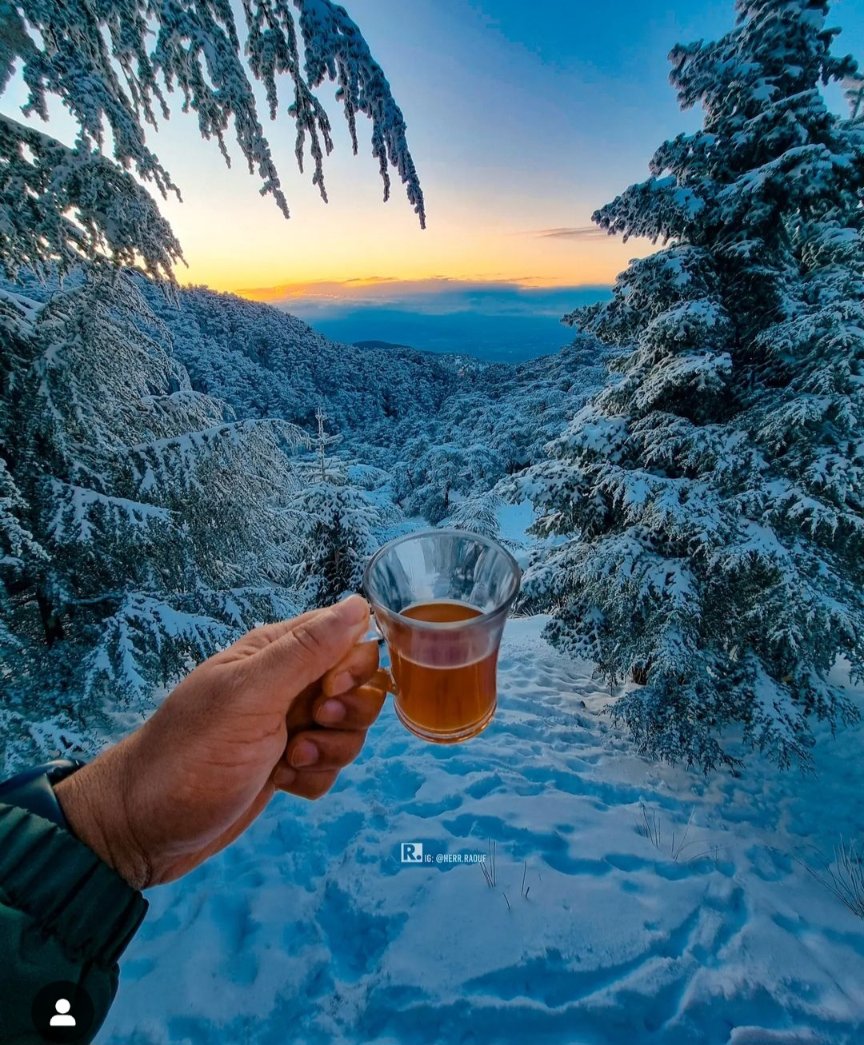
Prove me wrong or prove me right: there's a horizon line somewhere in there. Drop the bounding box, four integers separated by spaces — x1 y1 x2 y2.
229 275 614 303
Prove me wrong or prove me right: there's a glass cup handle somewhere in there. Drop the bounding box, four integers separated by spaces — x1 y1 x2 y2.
358 612 384 645
357 611 397 696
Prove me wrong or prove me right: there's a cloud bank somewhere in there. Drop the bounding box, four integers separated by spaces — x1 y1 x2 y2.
236 276 611 362
532 226 611 240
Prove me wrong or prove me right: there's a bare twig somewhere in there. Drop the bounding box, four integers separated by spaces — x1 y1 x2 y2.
637 801 662 850
480 838 497 889
670 809 696 862
638 803 705 863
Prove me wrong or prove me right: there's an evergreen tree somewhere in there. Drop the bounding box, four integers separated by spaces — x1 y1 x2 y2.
441 489 502 541
439 486 524 553
512 0 864 771
395 437 503 525
286 414 396 608
286 479 391 608
0 274 306 769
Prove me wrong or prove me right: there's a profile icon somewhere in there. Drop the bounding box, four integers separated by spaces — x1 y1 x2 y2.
31 980 93 1041
50 998 76 1027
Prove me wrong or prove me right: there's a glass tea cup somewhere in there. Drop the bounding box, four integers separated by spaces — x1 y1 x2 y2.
361 528 521 744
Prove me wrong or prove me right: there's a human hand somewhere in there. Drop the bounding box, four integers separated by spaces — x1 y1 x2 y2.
55 595 386 890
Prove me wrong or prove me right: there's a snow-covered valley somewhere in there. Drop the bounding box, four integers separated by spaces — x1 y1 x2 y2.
3 270 864 1045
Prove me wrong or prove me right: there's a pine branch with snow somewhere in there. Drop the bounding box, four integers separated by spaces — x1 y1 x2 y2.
0 116 183 281
0 271 308 769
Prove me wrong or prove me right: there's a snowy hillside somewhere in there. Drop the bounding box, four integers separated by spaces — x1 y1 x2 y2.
137 283 461 436
136 281 605 472
0 268 608 772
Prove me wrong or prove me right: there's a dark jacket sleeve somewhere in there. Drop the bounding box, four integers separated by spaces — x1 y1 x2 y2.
0 803 148 1044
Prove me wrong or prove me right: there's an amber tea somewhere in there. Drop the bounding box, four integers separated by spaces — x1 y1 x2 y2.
388 599 498 743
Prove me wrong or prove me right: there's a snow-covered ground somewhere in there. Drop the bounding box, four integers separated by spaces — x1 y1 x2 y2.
101 607 864 1045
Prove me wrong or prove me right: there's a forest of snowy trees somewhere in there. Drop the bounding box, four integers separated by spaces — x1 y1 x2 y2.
1 0 863 775
0 265 605 769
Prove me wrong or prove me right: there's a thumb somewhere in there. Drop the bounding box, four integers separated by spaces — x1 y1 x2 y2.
256 595 370 699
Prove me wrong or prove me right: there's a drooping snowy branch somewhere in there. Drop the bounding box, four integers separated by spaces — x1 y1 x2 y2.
1 0 425 277
291 0 426 225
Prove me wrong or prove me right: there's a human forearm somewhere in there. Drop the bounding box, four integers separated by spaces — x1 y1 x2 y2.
0 802 147 1044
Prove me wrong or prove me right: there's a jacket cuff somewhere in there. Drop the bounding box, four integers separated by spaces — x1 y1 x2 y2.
0 802 148 967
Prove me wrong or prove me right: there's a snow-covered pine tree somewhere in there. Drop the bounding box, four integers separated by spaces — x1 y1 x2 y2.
1 0 425 280
285 480 391 608
0 273 307 770
441 489 502 541
286 413 396 608
513 0 864 771
394 435 503 525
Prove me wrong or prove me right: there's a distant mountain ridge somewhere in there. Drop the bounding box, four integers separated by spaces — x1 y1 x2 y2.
352 339 415 352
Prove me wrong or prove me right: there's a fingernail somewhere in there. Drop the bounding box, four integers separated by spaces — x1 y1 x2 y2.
317 699 346 724
328 672 353 695
334 594 368 627
290 740 319 768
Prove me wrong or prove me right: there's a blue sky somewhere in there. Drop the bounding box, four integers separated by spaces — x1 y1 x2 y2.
276 0 864 358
